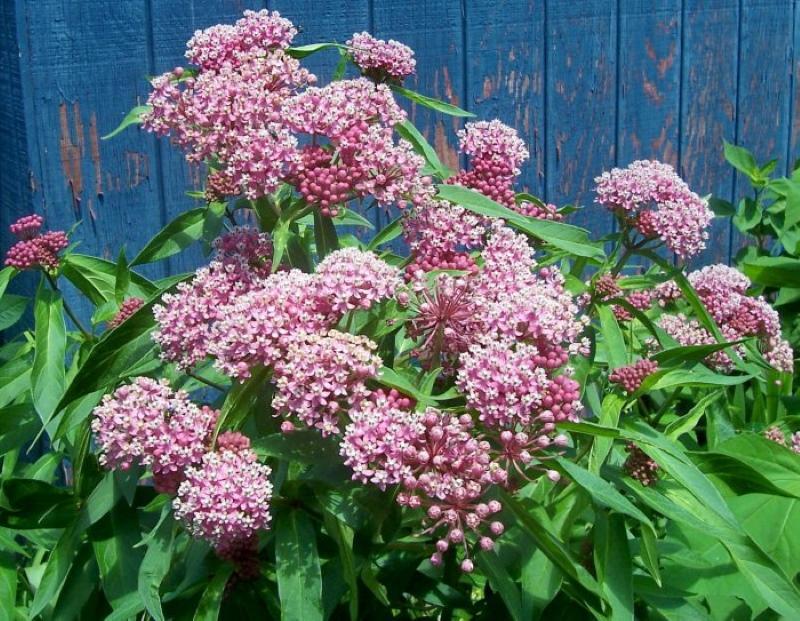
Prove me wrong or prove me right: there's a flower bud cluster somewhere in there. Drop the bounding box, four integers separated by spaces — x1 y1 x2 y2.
5 214 69 271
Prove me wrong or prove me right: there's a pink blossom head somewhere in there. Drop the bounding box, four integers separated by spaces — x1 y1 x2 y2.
90 377 218 485
208 269 333 379
457 120 529 178
315 247 400 314
272 330 381 436
108 297 145 330
5 215 68 271
186 10 297 71
609 359 659 393
594 160 713 258
348 32 416 83
173 441 272 551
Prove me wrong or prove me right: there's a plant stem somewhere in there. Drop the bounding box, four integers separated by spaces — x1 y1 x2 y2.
186 370 226 392
44 272 92 340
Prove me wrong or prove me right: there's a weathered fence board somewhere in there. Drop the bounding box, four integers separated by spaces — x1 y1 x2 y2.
2 0 799 287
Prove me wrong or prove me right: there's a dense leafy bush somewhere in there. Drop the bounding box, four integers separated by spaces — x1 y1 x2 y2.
1 11 798 620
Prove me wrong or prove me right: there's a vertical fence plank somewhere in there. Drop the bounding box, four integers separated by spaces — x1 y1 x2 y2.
790 2 800 169
729 0 794 260
465 0 546 198
546 0 618 237
618 1 682 166
14 0 165 322
680 0 739 267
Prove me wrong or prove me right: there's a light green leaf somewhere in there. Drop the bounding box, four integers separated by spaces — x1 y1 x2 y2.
597 304 627 369
594 512 634 621
138 508 175 621
31 284 67 426
102 105 151 140
391 85 475 117
436 184 606 260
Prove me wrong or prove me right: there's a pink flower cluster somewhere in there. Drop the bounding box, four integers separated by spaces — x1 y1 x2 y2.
315 246 401 314
90 377 218 493
657 265 794 373
609 359 659 393
594 160 714 258
153 228 273 370
403 199 487 278
448 120 530 211
174 432 272 553
348 32 416 82
185 10 297 71
273 330 381 436
342 402 508 571
764 427 800 454
108 297 144 330
4 214 69 271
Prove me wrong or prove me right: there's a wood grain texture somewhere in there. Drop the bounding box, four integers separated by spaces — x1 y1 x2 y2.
4 0 800 302
465 0 546 198
680 0 739 267
730 0 794 258
545 0 618 236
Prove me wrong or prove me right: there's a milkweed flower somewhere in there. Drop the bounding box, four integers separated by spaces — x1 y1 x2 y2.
173 432 272 552
108 297 144 330
609 359 659 394
4 214 69 271
315 247 400 314
348 32 416 82
90 377 219 493
272 330 381 436
594 160 713 258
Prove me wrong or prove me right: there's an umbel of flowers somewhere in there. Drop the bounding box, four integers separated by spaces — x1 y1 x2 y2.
43 8 789 585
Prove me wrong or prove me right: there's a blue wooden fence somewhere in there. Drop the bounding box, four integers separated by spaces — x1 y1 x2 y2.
2 0 799 287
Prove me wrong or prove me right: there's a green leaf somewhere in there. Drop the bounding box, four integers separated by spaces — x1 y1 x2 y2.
707 196 735 217
476 552 524 621
651 341 747 367
138 508 175 621
0 267 16 300
31 284 67 426
589 394 625 473
91 503 144 609
740 256 800 288
212 367 271 441
593 512 634 621
597 304 627 369
193 565 234 621
391 85 475 117
29 520 83 617
286 42 344 59
56 293 161 410
639 367 752 393
558 459 655 532
275 510 324 621
102 104 151 140
61 254 156 306
114 249 130 305
395 120 452 178
322 510 358 621
436 184 606 260
0 294 27 331
498 489 606 612
520 547 562 618
664 390 723 440
132 208 207 266
0 550 17 621
723 141 758 179
367 216 403 250
202 202 227 255
313 210 340 260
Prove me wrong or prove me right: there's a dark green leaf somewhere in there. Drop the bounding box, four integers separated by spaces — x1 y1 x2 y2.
138 508 175 621
0 294 27 331
193 565 234 621
286 42 344 58
597 304 627 369
741 256 800 288
314 210 340 260
395 120 452 178
476 552 524 621
275 510 324 621
593 512 634 621
132 208 207 266
367 216 403 250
